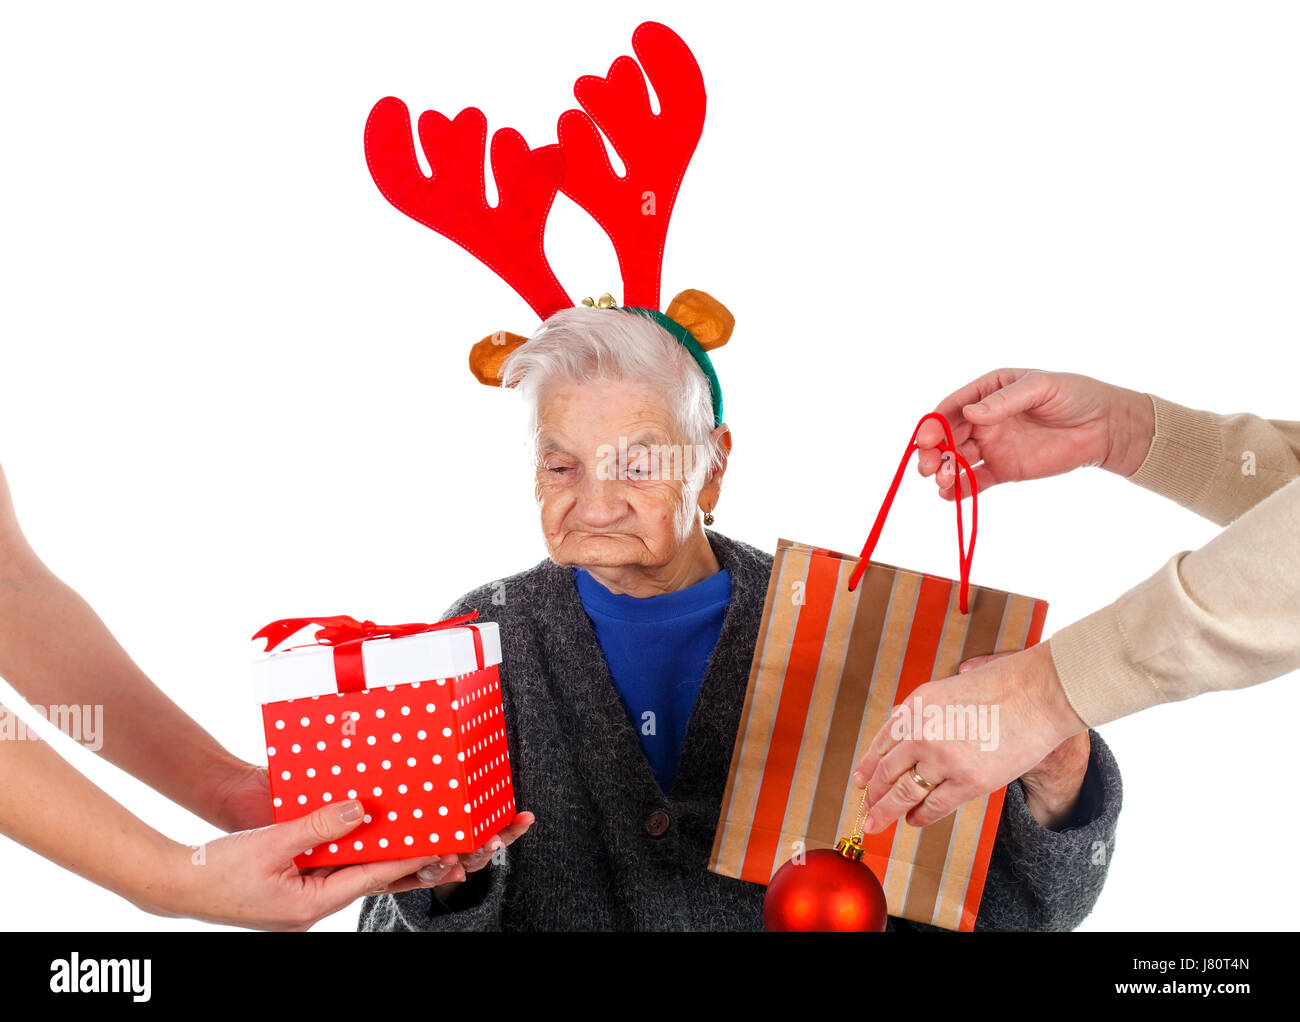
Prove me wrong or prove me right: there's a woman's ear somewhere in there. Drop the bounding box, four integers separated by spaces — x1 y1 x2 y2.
698 424 732 509
713 424 733 466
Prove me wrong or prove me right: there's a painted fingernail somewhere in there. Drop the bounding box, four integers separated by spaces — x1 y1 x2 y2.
417 866 444 884
338 800 363 823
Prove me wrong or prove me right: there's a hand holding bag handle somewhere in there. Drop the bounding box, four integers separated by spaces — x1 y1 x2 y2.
847 413 979 613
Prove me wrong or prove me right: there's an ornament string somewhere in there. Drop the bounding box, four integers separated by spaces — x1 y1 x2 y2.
852 784 870 841
836 782 873 861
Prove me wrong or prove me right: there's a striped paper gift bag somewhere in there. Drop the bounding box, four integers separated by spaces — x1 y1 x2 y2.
708 414 1049 931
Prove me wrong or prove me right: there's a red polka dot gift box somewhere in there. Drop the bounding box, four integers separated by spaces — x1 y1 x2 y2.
250 611 516 868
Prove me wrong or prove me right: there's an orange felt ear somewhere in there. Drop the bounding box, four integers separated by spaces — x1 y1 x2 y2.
469 331 530 387
665 289 734 351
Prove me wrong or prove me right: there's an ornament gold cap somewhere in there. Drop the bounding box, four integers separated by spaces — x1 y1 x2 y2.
835 834 866 862
833 782 871 861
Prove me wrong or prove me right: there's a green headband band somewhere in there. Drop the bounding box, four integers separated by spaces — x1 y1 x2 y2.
619 306 723 429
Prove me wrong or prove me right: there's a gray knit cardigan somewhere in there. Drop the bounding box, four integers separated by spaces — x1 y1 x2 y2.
359 528 1122 932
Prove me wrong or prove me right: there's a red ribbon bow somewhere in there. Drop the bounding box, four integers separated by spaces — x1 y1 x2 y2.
252 610 484 694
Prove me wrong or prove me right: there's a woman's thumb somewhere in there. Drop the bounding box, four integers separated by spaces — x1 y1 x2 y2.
958 651 1015 673
271 800 365 859
963 374 1047 425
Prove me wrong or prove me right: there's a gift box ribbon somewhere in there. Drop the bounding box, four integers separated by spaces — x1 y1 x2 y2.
251 611 485 694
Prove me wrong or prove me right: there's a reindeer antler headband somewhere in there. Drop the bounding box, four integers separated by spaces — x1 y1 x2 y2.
363 21 732 427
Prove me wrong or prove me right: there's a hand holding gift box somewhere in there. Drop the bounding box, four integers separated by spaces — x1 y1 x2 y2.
250 610 518 868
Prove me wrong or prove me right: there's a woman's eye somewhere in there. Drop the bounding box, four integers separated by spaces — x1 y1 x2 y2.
548 466 571 475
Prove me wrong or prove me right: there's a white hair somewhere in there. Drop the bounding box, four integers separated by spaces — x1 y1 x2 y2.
498 306 726 490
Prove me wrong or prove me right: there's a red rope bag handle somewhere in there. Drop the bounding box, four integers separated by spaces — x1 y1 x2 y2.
846 413 979 613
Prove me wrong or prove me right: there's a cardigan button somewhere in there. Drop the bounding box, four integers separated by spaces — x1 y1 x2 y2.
644 809 671 838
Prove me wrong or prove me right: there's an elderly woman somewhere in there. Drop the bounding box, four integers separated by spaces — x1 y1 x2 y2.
358 307 1122 932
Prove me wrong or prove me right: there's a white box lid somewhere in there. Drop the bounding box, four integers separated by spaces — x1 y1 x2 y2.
250 622 501 704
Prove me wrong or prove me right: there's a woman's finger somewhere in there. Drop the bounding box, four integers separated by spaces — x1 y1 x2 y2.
933 441 981 487
417 863 465 885
919 440 977 477
419 812 535 880
452 832 510 874
316 853 443 912
902 778 967 829
852 713 904 788
383 862 465 893
864 758 943 834
936 461 996 501
495 811 535 846
377 861 464 894
915 415 976 467
866 739 926 808
460 837 504 873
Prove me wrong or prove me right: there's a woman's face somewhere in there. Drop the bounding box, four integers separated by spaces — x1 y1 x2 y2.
534 377 699 571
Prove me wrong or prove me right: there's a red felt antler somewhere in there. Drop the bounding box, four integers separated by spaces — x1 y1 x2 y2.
364 102 573 319
557 21 706 311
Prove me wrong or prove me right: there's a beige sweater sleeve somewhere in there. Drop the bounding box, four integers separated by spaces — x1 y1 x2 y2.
1048 395 1300 727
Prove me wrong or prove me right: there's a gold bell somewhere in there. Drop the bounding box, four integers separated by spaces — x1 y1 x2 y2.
580 293 617 309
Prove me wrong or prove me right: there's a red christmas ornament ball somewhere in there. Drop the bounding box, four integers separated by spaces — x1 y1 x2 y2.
764 848 888 932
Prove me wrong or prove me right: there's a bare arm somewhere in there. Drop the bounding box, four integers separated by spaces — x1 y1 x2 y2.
0 464 263 831
0 709 446 929
0 698 184 913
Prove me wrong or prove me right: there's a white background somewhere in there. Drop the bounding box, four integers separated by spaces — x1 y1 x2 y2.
0 0 1296 932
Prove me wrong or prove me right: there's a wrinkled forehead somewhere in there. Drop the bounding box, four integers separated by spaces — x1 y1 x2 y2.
533 378 681 453
536 426 677 460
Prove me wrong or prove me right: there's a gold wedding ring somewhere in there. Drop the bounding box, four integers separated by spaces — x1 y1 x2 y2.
909 766 937 791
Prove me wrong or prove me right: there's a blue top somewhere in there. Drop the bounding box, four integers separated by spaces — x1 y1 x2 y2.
572 565 732 792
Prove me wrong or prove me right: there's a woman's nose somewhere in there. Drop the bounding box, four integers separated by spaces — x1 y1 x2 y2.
575 472 626 525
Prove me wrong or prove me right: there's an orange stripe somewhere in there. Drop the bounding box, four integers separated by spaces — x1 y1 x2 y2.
961 786 1008 931
1025 598 1049 648
739 550 842 881
895 575 954 702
